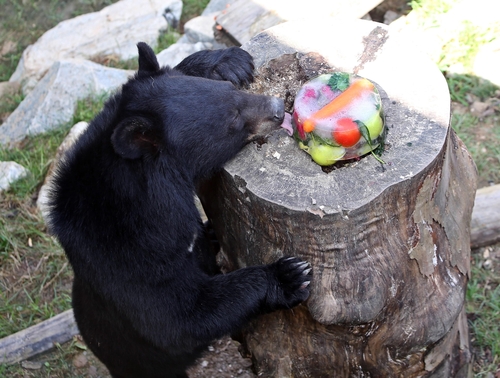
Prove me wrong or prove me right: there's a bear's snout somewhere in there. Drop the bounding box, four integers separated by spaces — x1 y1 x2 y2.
248 96 285 139
270 96 285 124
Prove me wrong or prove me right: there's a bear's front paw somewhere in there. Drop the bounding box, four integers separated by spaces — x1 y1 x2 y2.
210 47 254 88
265 257 312 311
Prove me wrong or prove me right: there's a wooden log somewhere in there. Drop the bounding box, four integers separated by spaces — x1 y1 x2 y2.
199 19 476 377
215 0 384 46
471 184 500 249
0 309 79 365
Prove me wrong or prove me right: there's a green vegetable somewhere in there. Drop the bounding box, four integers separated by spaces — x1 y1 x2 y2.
364 113 384 139
303 139 346 166
356 120 385 164
327 72 350 91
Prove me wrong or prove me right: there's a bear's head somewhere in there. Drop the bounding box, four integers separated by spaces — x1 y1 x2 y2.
110 43 285 181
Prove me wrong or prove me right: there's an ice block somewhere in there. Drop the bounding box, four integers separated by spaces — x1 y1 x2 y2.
287 72 385 166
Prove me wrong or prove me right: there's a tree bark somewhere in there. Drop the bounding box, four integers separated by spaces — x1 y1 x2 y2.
199 19 476 377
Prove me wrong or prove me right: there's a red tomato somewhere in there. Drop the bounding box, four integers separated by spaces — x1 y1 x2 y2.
293 111 306 140
332 118 361 147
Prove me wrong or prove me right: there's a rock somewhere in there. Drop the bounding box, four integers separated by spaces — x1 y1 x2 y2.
0 161 29 192
0 60 131 147
87 365 98 377
9 0 182 93
37 121 89 220
72 353 88 368
183 15 218 43
157 40 212 68
470 101 490 117
156 10 231 68
383 10 400 24
1 40 16 57
202 0 239 16
214 0 384 46
20 360 43 370
157 0 239 68
473 38 500 87
155 0 242 67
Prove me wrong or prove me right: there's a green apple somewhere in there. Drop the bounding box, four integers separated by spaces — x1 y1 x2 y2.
357 142 380 157
307 139 346 166
364 112 384 140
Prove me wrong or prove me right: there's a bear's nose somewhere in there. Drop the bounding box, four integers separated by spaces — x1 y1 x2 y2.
271 97 285 123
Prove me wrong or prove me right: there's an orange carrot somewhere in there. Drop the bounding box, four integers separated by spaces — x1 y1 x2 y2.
302 78 374 133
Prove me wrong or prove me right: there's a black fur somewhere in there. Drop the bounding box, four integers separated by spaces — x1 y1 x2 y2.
48 42 312 378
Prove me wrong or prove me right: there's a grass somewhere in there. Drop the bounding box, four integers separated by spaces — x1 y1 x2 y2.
409 0 458 23
440 26 500 378
451 111 500 187
0 93 109 376
467 253 500 376
0 126 70 197
409 0 500 73
180 0 210 26
0 137 72 344
0 119 79 336
439 20 500 72
447 73 499 105
72 92 110 124
447 73 500 187
0 89 24 123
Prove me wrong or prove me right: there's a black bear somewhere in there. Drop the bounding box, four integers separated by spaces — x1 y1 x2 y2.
48 43 312 378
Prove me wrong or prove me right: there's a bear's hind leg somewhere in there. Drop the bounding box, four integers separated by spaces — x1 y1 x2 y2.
73 278 199 378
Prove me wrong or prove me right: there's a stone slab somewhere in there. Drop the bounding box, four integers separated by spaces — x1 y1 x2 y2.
216 0 384 45
1 60 131 147
9 0 182 92
0 161 28 192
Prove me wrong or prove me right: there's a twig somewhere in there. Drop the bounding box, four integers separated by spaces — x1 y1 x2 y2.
40 262 68 294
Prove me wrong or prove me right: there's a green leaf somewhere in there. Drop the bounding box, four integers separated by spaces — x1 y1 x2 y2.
355 120 385 164
327 72 350 91
311 133 341 148
75 342 87 350
356 120 371 142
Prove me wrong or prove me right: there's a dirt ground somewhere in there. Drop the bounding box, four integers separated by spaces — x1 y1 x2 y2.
56 335 256 378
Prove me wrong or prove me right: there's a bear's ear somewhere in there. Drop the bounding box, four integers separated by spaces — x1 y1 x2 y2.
137 42 160 73
111 116 163 159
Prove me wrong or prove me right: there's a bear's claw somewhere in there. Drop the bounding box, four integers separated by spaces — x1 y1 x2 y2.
265 256 313 310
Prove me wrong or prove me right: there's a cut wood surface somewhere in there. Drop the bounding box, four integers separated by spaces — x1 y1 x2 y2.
471 184 500 248
199 19 476 377
215 0 384 45
0 309 79 365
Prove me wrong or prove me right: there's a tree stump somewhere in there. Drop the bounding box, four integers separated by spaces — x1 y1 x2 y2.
199 19 477 377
